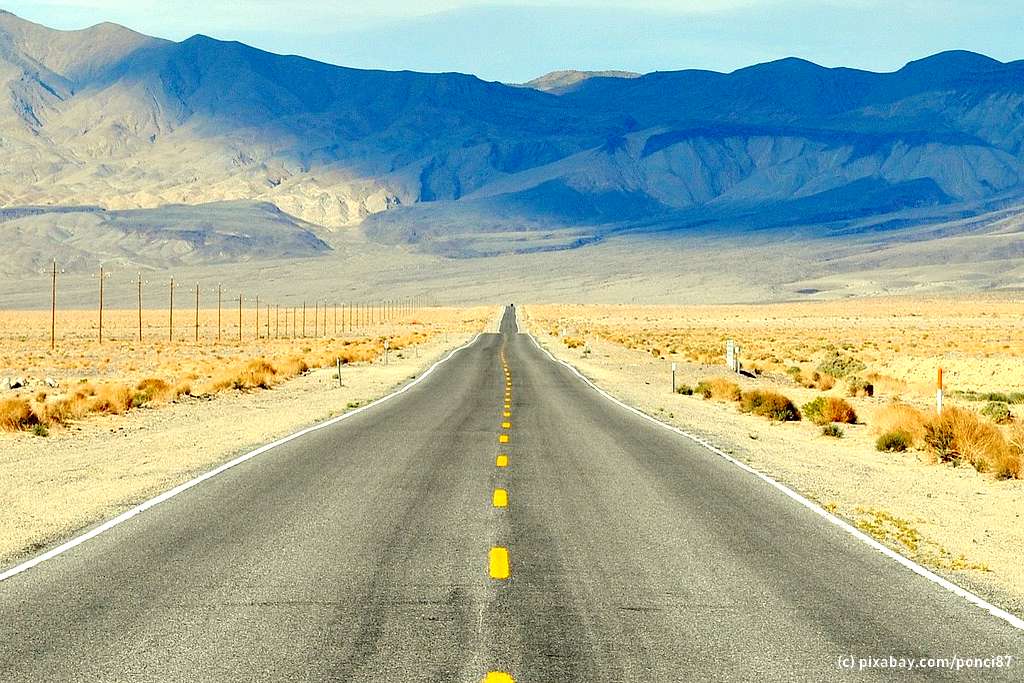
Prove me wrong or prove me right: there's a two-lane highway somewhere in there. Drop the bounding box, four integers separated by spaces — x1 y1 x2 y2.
0 305 1021 681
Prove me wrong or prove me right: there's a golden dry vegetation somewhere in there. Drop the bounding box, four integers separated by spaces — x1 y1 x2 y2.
531 298 1024 479
0 306 490 433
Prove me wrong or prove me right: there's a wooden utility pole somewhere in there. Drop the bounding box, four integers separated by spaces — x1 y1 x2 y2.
255 294 260 340
238 294 243 342
134 273 144 342
302 301 306 338
97 265 107 344
49 260 58 350
334 302 337 336
292 307 296 339
266 303 270 339
194 283 200 342
276 303 280 339
313 300 318 339
217 284 223 342
169 276 175 342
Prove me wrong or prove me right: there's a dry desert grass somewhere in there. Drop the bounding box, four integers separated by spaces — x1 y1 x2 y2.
532 298 1024 479
539 297 1024 393
0 306 491 433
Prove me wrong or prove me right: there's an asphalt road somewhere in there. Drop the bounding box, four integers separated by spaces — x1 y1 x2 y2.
0 306 1021 681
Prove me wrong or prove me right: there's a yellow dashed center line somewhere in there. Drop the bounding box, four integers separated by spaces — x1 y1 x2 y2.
492 488 508 508
486 349 515 677
483 672 515 683
489 546 510 579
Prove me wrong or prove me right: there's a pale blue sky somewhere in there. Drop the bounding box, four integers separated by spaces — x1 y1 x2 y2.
4 1 1022 82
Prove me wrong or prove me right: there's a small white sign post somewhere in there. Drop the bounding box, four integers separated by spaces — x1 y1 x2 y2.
671 362 677 394
726 340 740 373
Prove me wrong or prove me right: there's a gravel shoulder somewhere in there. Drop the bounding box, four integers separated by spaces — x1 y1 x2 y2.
525 316 1024 617
0 330 478 569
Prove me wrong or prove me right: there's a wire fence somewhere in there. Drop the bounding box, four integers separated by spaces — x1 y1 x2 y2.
5 260 433 349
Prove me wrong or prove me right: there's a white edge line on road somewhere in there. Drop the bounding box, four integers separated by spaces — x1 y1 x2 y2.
527 333 1024 631
0 332 485 583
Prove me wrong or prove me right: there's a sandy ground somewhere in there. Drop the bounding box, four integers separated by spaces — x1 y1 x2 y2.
0 325 487 568
523 309 1024 616
526 299 1024 396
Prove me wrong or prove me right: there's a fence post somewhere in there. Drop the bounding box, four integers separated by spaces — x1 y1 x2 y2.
671 362 677 394
194 283 200 342
217 284 222 342
97 265 106 344
169 276 175 342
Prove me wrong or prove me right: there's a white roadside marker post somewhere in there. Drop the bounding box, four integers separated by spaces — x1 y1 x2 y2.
337 357 342 388
937 367 944 414
671 362 677 394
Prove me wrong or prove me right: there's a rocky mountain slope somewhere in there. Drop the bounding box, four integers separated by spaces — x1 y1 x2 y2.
0 201 329 276
518 70 640 95
1 10 1023 262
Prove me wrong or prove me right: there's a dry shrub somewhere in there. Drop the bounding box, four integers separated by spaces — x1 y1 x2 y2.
1009 425 1024 477
924 407 1019 478
815 375 835 391
337 347 376 365
90 384 135 415
41 394 92 425
872 403 927 447
563 336 585 349
980 401 1012 424
803 396 857 425
135 377 175 404
740 390 801 421
817 353 866 379
218 359 278 391
822 423 844 438
242 359 278 389
846 377 874 397
876 430 912 452
696 377 742 401
0 398 37 431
